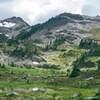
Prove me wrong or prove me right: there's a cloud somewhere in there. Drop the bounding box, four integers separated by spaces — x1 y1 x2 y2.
0 0 85 25
0 0 13 3
82 0 100 16
0 0 100 25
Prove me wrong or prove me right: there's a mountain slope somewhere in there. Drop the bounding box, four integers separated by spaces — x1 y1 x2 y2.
0 13 100 66
18 13 100 44
0 17 30 39
0 13 100 99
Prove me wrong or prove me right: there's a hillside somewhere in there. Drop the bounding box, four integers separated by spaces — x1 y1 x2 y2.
18 13 100 44
0 13 100 100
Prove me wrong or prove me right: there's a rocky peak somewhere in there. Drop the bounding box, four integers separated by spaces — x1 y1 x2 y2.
0 16 30 38
3 16 29 26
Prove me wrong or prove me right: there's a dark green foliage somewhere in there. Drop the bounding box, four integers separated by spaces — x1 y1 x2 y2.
68 54 88 77
88 47 100 56
73 54 86 68
52 35 66 50
79 38 99 49
7 37 19 46
10 62 16 67
0 63 6 68
44 43 50 51
67 66 80 77
11 46 25 57
80 38 100 56
37 63 59 69
71 61 80 77
24 40 42 56
43 16 72 29
67 54 87 77
94 89 100 99
10 40 42 58
59 13 84 20
83 61 96 68
0 34 8 43
45 35 66 51
97 60 100 70
17 24 43 39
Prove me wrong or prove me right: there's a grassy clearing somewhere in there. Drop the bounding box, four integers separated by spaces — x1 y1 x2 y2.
89 27 100 41
42 45 83 68
0 66 99 99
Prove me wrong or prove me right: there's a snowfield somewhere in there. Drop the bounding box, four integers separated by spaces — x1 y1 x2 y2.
0 21 16 28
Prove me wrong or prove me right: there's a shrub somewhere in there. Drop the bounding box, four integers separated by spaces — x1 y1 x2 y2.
97 60 100 70
0 63 6 68
67 66 80 77
79 38 99 49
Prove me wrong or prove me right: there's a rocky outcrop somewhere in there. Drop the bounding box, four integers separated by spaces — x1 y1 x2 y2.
19 13 100 44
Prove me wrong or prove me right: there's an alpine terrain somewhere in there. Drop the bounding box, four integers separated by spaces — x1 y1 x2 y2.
0 13 100 100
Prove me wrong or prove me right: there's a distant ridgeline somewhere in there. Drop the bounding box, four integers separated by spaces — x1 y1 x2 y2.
17 13 84 40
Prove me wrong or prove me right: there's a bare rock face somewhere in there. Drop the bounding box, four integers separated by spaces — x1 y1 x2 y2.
0 17 30 39
22 13 100 44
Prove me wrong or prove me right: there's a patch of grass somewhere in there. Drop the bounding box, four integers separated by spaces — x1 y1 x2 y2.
89 27 100 41
0 66 100 99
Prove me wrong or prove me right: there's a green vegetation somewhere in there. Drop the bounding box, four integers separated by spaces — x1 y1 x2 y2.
97 60 100 70
0 28 100 99
88 27 100 41
44 35 66 51
79 38 99 49
0 40 100 99
1 12 100 99
0 65 99 100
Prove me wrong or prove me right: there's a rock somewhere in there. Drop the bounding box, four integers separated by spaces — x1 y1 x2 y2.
72 93 82 98
85 77 94 81
32 88 46 93
0 17 30 38
6 92 19 97
86 96 99 100
32 55 46 62
32 61 40 65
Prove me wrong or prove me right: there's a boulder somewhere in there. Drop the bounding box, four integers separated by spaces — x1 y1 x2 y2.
6 92 19 97
32 88 46 93
32 55 46 62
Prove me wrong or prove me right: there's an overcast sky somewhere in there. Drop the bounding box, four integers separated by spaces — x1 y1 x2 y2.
0 0 100 25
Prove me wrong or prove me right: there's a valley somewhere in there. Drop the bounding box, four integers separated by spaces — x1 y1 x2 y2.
0 13 100 100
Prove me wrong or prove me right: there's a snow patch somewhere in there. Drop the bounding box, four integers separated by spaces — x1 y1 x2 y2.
32 61 39 65
0 21 16 28
5 34 9 37
32 88 39 92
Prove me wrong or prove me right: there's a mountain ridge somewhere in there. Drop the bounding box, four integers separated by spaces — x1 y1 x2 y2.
0 16 30 40
17 12 100 45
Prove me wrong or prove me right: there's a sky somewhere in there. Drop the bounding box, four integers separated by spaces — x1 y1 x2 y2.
0 0 100 25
